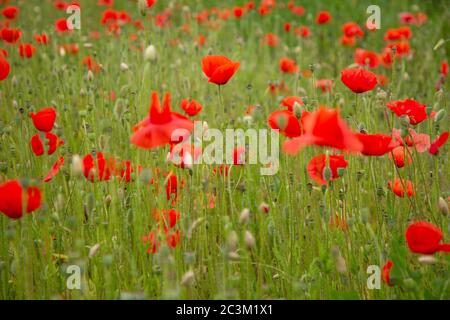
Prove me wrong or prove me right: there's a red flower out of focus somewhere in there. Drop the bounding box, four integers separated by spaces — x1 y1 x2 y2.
268 110 303 138
201 55 240 85
280 96 304 111
387 178 415 197
390 146 412 168
279 57 299 74
387 99 428 125
316 11 331 24
341 68 378 93
283 107 362 155
131 92 193 149
382 260 394 286
307 154 348 185
83 152 115 182
2 6 19 20
180 99 202 117
30 133 64 156
263 33 279 47
354 48 379 68
55 18 71 33
342 22 364 38
19 43 37 58
44 156 65 182
0 56 10 81
30 107 57 132
1 28 21 43
429 132 449 155
405 222 450 255
316 79 334 93
0 180 42 220
356 133 398 156
35 33 50 45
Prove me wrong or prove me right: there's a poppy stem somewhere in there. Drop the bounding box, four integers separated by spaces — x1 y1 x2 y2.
217 85 224 124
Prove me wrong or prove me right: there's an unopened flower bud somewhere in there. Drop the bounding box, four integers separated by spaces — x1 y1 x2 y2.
438 197 449 216
120 62 129 71
259 202 269 214
180 270 195 286
71 154 83 176
87 70 94 82
244 230 255 249
434 109 446 123
293 102 302 119
227 231 238 252
239 208 250 224
323 166 332 182
144 45 157 61
276 114 287 131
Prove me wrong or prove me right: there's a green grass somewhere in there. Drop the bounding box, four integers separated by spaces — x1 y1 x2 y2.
0 0 449 300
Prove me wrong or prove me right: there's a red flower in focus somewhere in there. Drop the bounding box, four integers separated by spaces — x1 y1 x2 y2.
0 56 10 81
0 180 42 220
2 6 19 20
279 57 299 74
1 28 21 43
19 43 37 58
354 48 379 68
30 107 57 132
201 55 240 85
316 11 331 24
405 222 450 255
283 107 362 154
44 156 65 183
30 133 64 156
356 133 398 156
280 96 304 111
341 68 378 93
82 152 115 182
131 92 193 149
429 132 449 155
180 99 203 117
382 260 394 286
307 154 348 185
387 178 415 197
387 99 427 125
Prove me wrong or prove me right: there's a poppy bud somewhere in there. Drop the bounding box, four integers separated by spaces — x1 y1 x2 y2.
403 278 417 290
71 154 83 176
376 88 387 101
138 0 147 16
418 255 437 264
11 75 18 87
337 167 345 177
89 243 101 258
180 270 195 287
114 99 125 119
293 102 302 119
434 109 446 123
399 115 410 127
322 166 332 182
228 251 240 261
276 113 287 131
259 202 269 214
438 197 449 216
87 70 94 82
227 230 238 252
144 45 157 61
120 62 129 71
335 255 347 274
104 194 112 206
244 230 255 249
239 208 250 224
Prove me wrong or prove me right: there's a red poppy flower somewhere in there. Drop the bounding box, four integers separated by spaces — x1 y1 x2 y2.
1 28 21 43
354 48 379 68
387 178 415 197
2 6 19 20
387 99 428 125
283 107 362 155
380 48 394 67
44 156 65 183
316 79 334 93
0 56 10 81
131 92 193 149
294 26 310 38
342 22 364 38
30 107 57 132
263 33 279 47
405 222 450 255
280 96 304 111
118 160 136 182
19 43 36 58
340 35 356 47
386 41 410 57
316 11 331 24
279 57 299 74
153 208 180 232
356 133 398 156
30 133 64 156
169 143 202 169
268 110 302 138
390 146 412 168
233 6 244 18
440 61 448 77
81 55 101 72
201 55 240 85
166 229 181 248
180 99 202 117
142 230 159 254
284 22 291 32
394 128 430 153
0 180 42 220
307 154 348 185
382 260 394 286
34 33 50 45
341 68 378 93
55 18 70 32
166 173 180 203
83 152 115 182
429 132 449 155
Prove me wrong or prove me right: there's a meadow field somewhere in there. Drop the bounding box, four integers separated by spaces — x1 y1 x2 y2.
0 0 449 300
